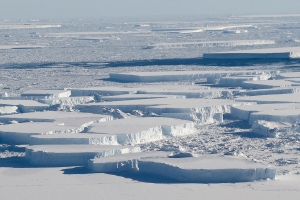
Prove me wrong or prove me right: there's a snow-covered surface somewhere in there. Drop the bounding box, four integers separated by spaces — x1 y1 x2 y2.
25 145 141 166
203 47 300 59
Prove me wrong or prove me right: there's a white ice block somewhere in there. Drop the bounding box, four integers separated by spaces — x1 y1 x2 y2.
0 106 18 115
0 111 112 124
231 103 300 121
235 93 300 104
0 99 49 113
276 72 300 79
21 90 71 100
241 80 294 89
145 40 275 49
88 151 169 173
239 87 300 96
70 87 137 96
29 133 119 146
100 94 184 101
137 88 241 99
218 75 271 87
109 70 278 83
0 114 112 144
25 145 141 167
249 109 300 125
203 47 300 59
138 156 276 183
251 120 291 138
86 117 195 145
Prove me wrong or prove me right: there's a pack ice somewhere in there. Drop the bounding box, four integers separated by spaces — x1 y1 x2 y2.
1 71 285 183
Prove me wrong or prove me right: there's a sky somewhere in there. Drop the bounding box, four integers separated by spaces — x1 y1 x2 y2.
1 0 300 20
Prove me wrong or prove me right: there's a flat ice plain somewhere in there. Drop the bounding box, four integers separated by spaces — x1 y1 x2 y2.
1 15 300 200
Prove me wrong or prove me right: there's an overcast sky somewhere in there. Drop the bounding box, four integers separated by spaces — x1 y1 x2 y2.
1 0 300 20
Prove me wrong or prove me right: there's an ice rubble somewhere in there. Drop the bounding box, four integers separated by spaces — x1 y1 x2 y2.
203 47 300 59
89 153 276 183
25 145 141 167
109 70 278 83
21 90 71 100
0 99 49 113
39 96 94 106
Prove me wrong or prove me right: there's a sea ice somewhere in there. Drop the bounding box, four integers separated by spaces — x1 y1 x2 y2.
203 47 300 59
251 120 292 138
109 70 277 83
231 103 300 121
86 117 195 145
21 90 71 100
25 145 141 166
138 156 276 183
39 96 94 106
0 99 49 113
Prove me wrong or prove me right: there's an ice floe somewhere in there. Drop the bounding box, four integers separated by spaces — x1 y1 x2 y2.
203 47 300 59
25 145 141 166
